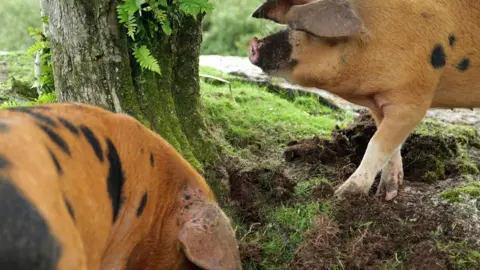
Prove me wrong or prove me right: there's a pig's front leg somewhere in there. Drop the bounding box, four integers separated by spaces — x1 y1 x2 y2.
334 92 430 200
369 109 404 201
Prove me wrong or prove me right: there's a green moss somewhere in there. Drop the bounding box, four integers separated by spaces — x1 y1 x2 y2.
441 182 480 203
423 159 446 183
403 118 480 182
415 119 478 145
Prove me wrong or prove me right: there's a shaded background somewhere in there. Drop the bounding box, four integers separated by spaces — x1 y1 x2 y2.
0 0 280 56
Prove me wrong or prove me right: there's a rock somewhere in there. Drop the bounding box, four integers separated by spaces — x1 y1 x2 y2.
200 55 480 126
200 55 362 111
426 108 480 127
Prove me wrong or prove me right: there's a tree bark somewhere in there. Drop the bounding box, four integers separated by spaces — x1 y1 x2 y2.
42 0 216 170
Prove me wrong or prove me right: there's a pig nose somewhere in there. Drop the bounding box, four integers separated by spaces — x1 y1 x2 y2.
248 37 260 65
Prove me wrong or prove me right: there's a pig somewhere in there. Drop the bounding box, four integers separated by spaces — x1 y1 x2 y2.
248 0 480 201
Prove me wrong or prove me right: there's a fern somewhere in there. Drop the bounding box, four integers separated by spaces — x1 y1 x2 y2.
177 0 214 17
27 41 50 55
117 0 140 39
133 45 161 74
117 0 214 74
27 23 55 93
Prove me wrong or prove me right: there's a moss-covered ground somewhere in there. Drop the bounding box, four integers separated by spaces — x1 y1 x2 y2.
1 52 479 269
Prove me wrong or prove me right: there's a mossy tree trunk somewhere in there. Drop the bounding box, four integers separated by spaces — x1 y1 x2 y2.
42 0 216 170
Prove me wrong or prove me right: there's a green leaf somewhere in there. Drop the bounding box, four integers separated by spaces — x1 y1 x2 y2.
135 0 145 8
117 0 144 38
41 16 49 25
132 45 161 74
117 3 138 39
27 41 50 55
158 0 168 7
161 20 172 36
124 0 141 13
178 0 214 17
28 27 44 41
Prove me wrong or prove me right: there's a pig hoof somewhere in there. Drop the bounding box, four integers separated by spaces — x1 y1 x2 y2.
334 181 364 200
376 163 404 201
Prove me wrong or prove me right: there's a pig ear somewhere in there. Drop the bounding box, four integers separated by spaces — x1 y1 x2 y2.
286 0 366 37
251 0 311 23
178 201 242 270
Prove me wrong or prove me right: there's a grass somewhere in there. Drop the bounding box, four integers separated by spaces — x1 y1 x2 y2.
415 118 479 145
262 202 321 267
0 92 56 108
200 66 353 157
238 202 327 270
0 52 36 94
437 240 480 269
442 182 480 203
294 177 330 199
0 0 41 51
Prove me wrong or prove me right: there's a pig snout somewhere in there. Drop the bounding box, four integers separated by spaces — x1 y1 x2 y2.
248 37 260 65
248 30 295 72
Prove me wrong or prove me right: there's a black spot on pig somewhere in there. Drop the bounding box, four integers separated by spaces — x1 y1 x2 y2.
456 58 470 72
430 44 446 69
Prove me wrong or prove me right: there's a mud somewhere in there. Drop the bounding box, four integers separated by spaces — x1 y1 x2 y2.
284 111 480 185
227 157 295 223
293 183 479 270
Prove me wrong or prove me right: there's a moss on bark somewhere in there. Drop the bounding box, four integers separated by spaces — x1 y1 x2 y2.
44 0 218 172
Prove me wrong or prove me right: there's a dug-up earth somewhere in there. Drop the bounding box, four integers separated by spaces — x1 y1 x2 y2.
223 111 480 270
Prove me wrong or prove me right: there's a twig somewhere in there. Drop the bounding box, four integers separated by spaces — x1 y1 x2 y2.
199 73 236 104
240 222 261 242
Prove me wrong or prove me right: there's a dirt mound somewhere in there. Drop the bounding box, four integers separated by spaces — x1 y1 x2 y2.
292 189 478 270
239 242 263 265
285 111 480 184
227 162 295 223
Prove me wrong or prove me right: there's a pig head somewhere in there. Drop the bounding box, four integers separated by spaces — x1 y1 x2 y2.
249 0 367 91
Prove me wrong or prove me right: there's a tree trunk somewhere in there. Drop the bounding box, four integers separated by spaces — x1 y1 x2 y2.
42 0 216 170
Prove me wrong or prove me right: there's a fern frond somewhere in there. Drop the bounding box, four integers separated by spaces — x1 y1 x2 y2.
27 41 50 55
41 15 49 25
116 0 213 74
177 0 214 17
117 0 142 39
153 8 168 22
132 45 161 74
161 20 172 35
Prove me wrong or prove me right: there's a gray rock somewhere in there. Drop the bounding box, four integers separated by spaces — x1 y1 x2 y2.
200 55 361 111
200 55 480 127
